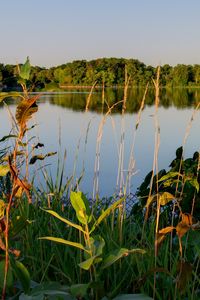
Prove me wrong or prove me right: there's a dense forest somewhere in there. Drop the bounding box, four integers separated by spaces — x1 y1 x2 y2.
1 57 200 91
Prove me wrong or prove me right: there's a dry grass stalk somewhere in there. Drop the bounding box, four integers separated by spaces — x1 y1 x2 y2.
85 81 97 112
125 83 149 193
140 66 161 299
93 100 123 199
116 66 131 194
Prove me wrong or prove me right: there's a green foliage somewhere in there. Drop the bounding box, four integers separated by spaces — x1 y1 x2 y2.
19 57 31 81
12 260 31 294
40 191 145 299
19 282 72 300
136 147 200 219
70 191 92 224
113 295 153 300
0 260 13 290
2 57 200 92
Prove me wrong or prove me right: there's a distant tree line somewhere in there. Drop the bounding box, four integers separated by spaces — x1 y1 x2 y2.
1 58 200 91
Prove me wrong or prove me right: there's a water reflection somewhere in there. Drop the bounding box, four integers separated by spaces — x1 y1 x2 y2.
48 88 200 113
0 88 199 112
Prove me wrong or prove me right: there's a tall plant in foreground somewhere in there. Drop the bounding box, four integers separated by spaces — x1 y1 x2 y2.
0 57 54 299
40 191 146 299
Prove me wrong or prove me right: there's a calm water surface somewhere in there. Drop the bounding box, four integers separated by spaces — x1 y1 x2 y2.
0 89 199 197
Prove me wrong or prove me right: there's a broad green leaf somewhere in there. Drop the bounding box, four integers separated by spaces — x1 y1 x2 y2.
19 294 43 300
84 236 105 260
93 235 105 256
19 57 31 80
70 191 91 225
0 164 10 177
102 248 145 269
20 282 73 299
0 260 13 289
41 209 85 233
158 171 182 182
90 197 125 233
81 192 92 223
159 192 175 205
0 92 23 102
39 236 88 252
78 256 96 270
70 284 89 298
70 191 86 212
12 261 30 294
113 294 153 300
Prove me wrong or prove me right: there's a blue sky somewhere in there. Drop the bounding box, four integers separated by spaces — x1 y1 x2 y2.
1 0 200 67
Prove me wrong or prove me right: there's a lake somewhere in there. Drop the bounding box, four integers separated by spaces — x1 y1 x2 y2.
0 88 200 198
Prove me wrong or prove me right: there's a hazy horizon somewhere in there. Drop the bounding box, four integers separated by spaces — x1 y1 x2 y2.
1 0 200 68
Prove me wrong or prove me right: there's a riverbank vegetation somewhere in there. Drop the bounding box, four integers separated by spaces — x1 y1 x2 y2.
0 59 200 299
2 57 200 91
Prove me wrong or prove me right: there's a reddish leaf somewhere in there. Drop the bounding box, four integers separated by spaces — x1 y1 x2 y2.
16 95 39 139
176 222 190 238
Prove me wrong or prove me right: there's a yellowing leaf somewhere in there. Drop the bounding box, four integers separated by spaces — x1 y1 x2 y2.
145 192 174 220
181 213 193 226
39 236 88 252
145 194 157 209
159 226 175 235
176 213 194 238
16 95 39 139
78 209 85 219
155 234 166 252
41 209 85 233
0 92 23 102
78 256 96 270
159 192 174 205
155 226 174 253
0 165 10 177
15 186 23 198
90 197 125 233
0 200 5 219
158 171 182 182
